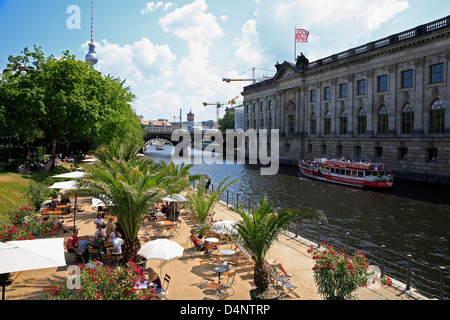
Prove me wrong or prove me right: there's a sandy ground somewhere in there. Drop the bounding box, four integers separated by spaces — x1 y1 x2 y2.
3 195 426 302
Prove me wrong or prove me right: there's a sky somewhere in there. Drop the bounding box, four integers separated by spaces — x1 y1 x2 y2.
0 0 449 122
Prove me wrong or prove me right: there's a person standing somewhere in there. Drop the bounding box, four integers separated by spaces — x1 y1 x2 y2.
205 178 211 195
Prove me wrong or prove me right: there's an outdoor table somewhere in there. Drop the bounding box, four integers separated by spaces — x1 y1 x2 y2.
221 250 236 268
156 221 175 227
212 266 228 282
56 205 71 215
41 210 62 216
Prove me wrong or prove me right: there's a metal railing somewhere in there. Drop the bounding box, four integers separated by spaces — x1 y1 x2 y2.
190 181 448 300
290 221 448 300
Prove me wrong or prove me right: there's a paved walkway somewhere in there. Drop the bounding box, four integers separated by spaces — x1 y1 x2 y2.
4 196 428 301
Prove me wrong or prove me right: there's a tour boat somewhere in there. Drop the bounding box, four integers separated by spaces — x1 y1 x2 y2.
298 158 394 188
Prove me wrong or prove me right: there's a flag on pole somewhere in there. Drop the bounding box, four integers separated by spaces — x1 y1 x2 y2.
296 28 310 43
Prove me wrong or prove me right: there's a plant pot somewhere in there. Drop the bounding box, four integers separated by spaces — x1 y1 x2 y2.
249 287 280 300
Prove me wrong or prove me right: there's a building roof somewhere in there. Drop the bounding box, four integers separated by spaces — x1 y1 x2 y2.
141 120 172 127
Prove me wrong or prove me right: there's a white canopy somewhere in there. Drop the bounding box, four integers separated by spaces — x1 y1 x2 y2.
48 180 78 190
52 172 86 179
137 239 184 278
92 197 114 207
210 220 238 236
162 194 187 202
81 158 98 163
0 238 66 275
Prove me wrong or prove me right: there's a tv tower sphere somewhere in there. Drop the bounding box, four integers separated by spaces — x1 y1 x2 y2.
85 43 98 66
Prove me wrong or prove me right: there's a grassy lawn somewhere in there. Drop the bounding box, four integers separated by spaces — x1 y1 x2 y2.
0 163 75 224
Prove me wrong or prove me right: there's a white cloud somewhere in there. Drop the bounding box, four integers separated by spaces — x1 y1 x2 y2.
158 0 224 45
273 0 409 30
89 37 176 84
234 19 265 66
141 1 174 14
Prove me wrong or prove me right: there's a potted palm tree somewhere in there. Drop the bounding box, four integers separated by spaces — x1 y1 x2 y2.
80 140 193 262
233 196 327 300
186 177 236 234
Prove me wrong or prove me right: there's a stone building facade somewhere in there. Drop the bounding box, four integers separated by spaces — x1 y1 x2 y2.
242 16 450 185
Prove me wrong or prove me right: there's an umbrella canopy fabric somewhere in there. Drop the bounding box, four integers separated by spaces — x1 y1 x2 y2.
92 197 114 207
48 180 78 190
52 172 86 179
137 239 184 278
138 239 184 261
81 158 98 163
0 238 66 274
162 194 187 202
210 220 238 235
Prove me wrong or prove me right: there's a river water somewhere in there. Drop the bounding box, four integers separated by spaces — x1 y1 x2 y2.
145 144 449 294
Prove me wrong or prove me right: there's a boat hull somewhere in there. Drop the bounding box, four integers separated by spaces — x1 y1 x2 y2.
299 165 394 188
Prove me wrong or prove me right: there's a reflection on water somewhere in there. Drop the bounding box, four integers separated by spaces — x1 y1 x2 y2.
146 145 449 270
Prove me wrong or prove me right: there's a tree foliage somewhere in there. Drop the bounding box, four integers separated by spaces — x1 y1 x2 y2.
0 46 143 163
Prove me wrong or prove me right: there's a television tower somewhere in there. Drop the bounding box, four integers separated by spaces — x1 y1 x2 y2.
85 1 98 67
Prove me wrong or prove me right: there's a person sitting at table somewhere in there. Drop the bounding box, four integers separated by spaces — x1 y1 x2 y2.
105 217 116 239
66 229 79 253
107 227 121 241
92 233 105 257
190 231 208 253
94 225 106 240
145 267 162 290
60 196 70 205
94 213 104 228
78 236 93 261
51 196 59 209
111 234 124 264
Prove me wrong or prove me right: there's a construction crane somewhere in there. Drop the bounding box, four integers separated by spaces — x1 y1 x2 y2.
202 96 241 129
222 67 273 84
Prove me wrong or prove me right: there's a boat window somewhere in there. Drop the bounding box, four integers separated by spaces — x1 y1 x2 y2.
358 171 364 177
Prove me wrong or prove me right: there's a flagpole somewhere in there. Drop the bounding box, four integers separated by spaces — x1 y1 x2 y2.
294 27 297 61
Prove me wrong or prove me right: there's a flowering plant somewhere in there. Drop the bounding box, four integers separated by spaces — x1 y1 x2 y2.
0 224 35 241
308 242 373 300
5 205 58 239
43 260 156 300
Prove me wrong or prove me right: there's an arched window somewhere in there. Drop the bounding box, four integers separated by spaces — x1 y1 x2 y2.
358 108 367 134
430 99 445 134
378 106 389 134
325 111 332 135
402 104 414 134
311 113 317 134
340 110 348 135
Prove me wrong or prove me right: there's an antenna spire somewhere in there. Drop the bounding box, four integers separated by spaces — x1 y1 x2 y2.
90 1 94 43
85 0 98 66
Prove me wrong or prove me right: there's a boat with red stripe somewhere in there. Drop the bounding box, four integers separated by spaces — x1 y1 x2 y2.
298 158 394 188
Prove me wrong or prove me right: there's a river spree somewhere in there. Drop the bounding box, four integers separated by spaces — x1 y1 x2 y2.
146 144 449 292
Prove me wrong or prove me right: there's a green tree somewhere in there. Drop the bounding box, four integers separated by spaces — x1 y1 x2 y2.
233 196 327 296
0 46 143 164
218 110 235 132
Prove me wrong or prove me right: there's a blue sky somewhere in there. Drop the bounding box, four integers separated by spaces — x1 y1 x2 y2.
1 0 449 122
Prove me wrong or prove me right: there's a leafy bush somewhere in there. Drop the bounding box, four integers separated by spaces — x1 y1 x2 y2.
44 260 155 300
1 205 58 240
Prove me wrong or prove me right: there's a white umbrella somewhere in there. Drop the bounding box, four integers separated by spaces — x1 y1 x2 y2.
0 238 66 300
210 220 238 236
162 194 187 202
48 181 80 230
82 158 98 163
137 239 184 278
92 197 114 207
162 194 187 221
52 172 86 179
48 180 78 190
